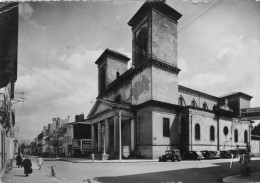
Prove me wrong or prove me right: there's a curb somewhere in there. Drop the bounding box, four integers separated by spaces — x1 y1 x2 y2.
59 159 158 163
222 172 260 183
44 158 158 163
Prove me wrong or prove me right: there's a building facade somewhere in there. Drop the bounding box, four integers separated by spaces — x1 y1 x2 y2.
0 2 18 170
87 1 253 159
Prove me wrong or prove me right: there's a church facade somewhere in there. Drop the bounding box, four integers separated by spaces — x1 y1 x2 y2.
87 1 253 159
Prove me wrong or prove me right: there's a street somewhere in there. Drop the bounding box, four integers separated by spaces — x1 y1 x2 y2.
27 157 260 183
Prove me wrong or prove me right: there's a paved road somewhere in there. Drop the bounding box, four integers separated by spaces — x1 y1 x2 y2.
30 157 260 183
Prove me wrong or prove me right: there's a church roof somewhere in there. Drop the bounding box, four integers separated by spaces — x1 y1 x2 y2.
219 92 253 100
95 48 130 65
128 1 182 27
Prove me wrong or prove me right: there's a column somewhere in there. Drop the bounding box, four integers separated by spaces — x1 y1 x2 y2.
217 117 220 150
114 116 119 152
98 122 102 152
105 118 110 153
131 118 135 151
189 114 193 151
91 124 95 152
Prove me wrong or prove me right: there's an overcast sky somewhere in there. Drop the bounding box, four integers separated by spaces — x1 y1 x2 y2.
14 0 260 140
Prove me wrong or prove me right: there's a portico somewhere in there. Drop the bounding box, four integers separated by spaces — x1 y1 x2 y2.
88 99 135 155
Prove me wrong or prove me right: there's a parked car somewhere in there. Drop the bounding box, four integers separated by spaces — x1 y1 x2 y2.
220 150 232 158
211 151 220 159
159 149 181 162
227 149 250 158
201 150 214 159
227 150 239 158
181 151 204 160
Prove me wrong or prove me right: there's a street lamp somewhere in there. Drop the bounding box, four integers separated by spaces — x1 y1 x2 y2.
102 125 107 160
119 110 122 161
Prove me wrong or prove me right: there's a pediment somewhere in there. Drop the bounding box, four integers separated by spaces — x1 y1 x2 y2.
87 100 111 118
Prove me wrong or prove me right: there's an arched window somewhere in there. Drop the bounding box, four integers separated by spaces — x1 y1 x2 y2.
178 96 186 107
244 130 248 143
195 124 200 140
234 129 238 143
136 27 148 67
191 99 197 107
210 126 215 141
203 102 208 110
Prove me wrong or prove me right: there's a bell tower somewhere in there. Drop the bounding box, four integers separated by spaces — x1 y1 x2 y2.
128 1 182 68
128 1 182 105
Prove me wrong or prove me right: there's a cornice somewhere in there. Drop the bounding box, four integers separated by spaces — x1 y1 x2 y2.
178 85 219 101
150 58 180 75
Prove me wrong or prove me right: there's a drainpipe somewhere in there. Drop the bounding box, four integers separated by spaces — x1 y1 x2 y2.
217 116 219 150
190 114 193 151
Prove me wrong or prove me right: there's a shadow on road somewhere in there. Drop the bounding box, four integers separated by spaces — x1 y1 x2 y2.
94 160 260 183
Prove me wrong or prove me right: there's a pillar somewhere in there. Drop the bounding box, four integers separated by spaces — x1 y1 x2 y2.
217 117 220 150
98 122 102 152
105 118 110 153
189 114 193 151
91 124 95 152
131 118 135 151
114 116 119 152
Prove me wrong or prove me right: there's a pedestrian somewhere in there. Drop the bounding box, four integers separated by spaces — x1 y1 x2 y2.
91 152 95 163
21 155 25 167
16 154 23 168
21 156 32 177
37 156 44 170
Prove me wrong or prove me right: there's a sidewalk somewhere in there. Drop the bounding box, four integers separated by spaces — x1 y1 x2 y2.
223 172 260 183
1 162 59 183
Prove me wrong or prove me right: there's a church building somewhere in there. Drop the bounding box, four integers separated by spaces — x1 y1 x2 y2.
87 1 253 159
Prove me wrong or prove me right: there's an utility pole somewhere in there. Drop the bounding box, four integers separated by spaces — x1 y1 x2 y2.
119 110 122 161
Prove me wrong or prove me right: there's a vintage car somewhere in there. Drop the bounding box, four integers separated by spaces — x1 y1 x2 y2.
159 149 181 162
210 151 220 159
228 149 249 158
220 150 232 158
227 150 239 158
181 151 204 160
201 150 214 159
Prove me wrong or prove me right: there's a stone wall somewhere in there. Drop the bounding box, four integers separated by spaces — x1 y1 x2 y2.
188 109 251 151
152 110 179 159
132 67 152 105
106 56 128 85
251 140 260 157
152 10 177 67
152 66 178 105
136 107 153 158
190 110 218 151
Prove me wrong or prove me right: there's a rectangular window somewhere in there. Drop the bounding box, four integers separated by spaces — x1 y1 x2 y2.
163 118 170 137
